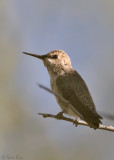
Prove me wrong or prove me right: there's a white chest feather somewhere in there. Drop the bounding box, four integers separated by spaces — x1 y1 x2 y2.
50 74 59 93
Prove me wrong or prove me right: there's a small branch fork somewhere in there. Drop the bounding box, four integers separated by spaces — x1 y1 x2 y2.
38 113 114 132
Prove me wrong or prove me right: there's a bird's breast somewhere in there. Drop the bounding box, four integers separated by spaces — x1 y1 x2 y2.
50 73 58 90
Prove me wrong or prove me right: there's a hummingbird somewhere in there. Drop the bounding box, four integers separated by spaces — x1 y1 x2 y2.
23 50 102 129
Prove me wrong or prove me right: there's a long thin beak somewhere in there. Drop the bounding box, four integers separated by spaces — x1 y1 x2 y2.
22 52 47 60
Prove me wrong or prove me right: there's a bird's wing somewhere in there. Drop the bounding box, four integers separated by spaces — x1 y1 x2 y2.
56 71 102 128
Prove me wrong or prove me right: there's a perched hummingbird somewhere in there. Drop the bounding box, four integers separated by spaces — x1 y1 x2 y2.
23 50 102 129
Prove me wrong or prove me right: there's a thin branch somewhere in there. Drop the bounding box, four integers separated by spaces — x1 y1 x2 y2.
38 83 114 132
39 113 114 132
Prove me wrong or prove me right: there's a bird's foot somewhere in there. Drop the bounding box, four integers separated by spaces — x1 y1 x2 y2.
56 111 64 120
73 118 78 127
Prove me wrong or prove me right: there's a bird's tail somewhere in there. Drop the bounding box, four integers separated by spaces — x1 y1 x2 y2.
85 113 102 129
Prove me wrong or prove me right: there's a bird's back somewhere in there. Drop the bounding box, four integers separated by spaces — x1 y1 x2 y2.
56 70 102 129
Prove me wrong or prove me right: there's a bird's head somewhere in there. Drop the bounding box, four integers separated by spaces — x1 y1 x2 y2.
22 50 72 75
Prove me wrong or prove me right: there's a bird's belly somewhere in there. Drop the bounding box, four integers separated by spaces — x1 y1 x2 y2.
50 77 79 117
56 97 79 118
50 79 79 118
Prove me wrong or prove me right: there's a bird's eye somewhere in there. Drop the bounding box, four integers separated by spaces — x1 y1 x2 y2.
52 55 58 59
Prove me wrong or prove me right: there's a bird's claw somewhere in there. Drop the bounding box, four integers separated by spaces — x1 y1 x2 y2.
73 118 78 127
56 112 64 119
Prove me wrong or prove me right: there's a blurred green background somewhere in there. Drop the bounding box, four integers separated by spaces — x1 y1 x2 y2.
0 0 114 160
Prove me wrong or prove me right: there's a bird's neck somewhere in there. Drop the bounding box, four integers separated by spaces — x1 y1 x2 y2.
46 64 73 78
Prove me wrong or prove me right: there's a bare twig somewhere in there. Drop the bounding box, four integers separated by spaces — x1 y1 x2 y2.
38 83 114 132
38 113 114 132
